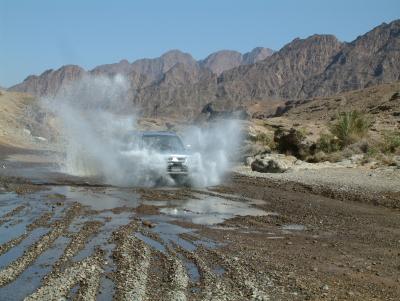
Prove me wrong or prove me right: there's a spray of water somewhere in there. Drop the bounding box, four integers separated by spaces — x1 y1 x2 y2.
182 120 241 186
41 74 241 187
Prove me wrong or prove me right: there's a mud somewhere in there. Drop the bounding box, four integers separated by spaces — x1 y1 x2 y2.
0 163 399 300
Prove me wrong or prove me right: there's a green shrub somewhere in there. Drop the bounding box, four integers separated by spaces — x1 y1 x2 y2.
316 133 341 153
329 111 372 148
250 132 275 148
382 130 400 153
306 151 329 163
273 128 307 159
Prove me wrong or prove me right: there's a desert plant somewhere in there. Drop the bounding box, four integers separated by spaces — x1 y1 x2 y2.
316 133 341 153
250 132 275 149
381 130 400 154
330 111 372 148
306 151 328 163
273 128 307 158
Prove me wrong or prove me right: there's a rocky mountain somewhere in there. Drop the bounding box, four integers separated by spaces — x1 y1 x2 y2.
218 34 343 101
10 48 271 98
135 20 399 117
199 50 243 75
131 50 199 83
199 48 274 74
81 50 201 90
8 19 400 118
299 20 400 98
9 65 86 97
131 34 343 118
214 20 400 104
242 47 274 65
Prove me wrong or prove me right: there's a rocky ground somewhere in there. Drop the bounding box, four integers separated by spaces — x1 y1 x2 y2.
1 82 400 300
0 147 399 300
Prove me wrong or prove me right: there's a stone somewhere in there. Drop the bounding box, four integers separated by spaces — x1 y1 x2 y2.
142 220 156 228
251 154 297 173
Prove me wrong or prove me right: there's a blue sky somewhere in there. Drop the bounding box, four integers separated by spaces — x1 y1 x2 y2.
0 0 399 87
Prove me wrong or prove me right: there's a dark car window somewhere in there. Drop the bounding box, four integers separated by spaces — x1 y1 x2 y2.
142 135 184 153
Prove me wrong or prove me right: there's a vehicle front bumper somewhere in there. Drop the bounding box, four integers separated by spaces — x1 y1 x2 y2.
167 162 189 175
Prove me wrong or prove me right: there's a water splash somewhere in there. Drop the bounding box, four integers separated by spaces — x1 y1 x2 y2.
41 74 241 187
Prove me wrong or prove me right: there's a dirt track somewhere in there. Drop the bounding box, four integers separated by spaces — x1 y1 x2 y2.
0 167 399 301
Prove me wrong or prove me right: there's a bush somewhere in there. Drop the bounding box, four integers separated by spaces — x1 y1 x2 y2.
330 111 372 148
274 128 308 158
381 130 400 154
250 132 275 148
316 133 341 153
306 151 328 163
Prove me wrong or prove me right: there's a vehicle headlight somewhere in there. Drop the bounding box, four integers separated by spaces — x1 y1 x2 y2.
167 156 187 164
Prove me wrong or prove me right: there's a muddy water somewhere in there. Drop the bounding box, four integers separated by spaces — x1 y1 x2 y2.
0 183 271 300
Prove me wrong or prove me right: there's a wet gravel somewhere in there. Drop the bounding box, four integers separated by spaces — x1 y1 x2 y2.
0 171 399 300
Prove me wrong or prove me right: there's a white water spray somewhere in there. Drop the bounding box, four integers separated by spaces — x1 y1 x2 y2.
41 74 241 187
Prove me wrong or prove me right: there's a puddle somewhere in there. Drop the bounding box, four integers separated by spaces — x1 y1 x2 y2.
198 189 268 205
0 200 66 245
212 265 225 277
179 254 200 283
0 193 20 217
0 228 49 269
0 236 70 300
156 194 268 225
134 231 201 283
135 232 166 253
0 183 274 300
281 224 306 231
69 285 80 300
147 218 197 251
45 186 140 211
97 277 115 301
72 211 132 261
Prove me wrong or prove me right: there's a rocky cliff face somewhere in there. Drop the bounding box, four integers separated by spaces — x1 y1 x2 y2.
130 50 199 83
242 47 274 65
217 35 343 101
8 20 400 118
10 65 86 97
199 48 274 74
9 48 268 97
199 50 244 75
144 20 399 117
300 20 400 97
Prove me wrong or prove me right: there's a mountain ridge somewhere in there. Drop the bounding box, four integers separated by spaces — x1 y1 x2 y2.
10 47 274 97
8 19 400 119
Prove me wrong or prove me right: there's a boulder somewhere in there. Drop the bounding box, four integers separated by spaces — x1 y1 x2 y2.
240 142 271 163
251 154 297 173
245 156 255 166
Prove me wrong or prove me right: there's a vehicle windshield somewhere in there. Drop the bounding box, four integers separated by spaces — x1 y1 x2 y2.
142 135 185 153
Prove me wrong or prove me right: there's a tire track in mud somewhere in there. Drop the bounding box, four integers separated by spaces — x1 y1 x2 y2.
25 250 104 301
1 186 272 300
176 244 272 301
205 248 272 301
49 220 103 275
112 221 151 301
165 253 189 301
183 250 236 301
0 205 25 226
0 204 82 286
135 229 190 301
0 212 53 256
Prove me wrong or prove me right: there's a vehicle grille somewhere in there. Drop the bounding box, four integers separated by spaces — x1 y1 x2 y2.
167 163 188 172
